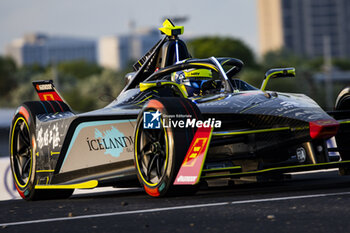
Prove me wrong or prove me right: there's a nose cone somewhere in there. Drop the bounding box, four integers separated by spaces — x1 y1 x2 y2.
237 91 340 139
237 92 333 122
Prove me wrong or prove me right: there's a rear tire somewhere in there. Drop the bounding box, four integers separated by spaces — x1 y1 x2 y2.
134 98 201 197
10 102 73 200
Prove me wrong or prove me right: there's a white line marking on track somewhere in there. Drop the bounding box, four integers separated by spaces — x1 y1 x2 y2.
2 191 350 227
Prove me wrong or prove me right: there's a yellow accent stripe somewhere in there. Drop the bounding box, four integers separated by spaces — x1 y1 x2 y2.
213 127 291 136
136 95 152 105
291 126 309 131
260 77 269 92
240 104 259 113
11 117 33 188
189 63 218 72
221 59 231 66
261 69 295 91
51 151 60 156
134 119 169 187
36 170 54 173
339 120 350 124
159 82 188 98
202 166 242 172
35 180 98 190
201 161 350 179
140 82 188 98
139 82 156 92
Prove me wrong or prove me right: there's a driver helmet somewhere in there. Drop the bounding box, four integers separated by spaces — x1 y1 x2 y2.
171 69 213 96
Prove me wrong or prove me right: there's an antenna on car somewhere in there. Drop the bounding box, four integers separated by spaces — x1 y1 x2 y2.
159 19 184 62
124 19 189 92
158 19 184 37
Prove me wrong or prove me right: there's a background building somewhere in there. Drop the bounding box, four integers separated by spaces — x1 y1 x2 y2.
258 0 284 57
5 33 97 67
258 0 350 58
99 28 161 71
99 35 130 71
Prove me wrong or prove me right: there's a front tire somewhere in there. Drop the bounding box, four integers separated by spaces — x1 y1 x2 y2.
134 98 201 197
335 87 350 175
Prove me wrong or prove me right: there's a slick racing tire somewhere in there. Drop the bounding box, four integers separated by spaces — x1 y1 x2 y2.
10 101 73 200
134 97 202 197
335 88 350 175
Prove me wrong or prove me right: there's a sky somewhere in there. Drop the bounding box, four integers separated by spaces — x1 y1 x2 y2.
0 0 258 55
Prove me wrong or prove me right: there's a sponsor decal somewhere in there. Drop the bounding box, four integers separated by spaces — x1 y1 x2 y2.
60 120 136 173
296 147 307 163
86 126 134 157
277 101 300 112
182 138 207 167
176 175 197 182
37 123 60 149
36 84 53 91
34 82 63 101
42 94 55 101
37 112 74 122
174 126 213 185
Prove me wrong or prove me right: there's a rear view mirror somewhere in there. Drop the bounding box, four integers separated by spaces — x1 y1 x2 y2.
260 67 295 91
125 72 135 85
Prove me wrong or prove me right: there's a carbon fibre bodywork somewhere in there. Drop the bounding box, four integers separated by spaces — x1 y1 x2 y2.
30 80 339 187
10 20 350 199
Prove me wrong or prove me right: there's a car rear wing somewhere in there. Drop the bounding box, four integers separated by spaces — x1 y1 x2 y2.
32 80 72 111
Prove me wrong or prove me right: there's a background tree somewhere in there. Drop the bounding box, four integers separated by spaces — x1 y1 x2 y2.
64 69 125 112
188 36 257 68
57 60 102 80
2 35 350 112
0 57 17 101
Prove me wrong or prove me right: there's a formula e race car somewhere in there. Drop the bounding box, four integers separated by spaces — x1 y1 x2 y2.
10 19 350 200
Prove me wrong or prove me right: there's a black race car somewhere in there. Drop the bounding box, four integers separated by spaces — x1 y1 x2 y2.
10 19 350 200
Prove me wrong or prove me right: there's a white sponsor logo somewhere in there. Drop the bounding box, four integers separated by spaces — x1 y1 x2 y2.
177 175 197 182
37 123 60 149
37 84 53 91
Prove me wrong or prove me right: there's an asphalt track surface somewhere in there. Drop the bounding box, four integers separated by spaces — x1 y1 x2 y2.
1 170 350 233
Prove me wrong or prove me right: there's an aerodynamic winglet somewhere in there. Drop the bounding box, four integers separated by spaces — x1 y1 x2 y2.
174 126 213 185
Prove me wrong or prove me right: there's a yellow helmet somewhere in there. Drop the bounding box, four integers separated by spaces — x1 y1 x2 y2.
172 69 213 96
